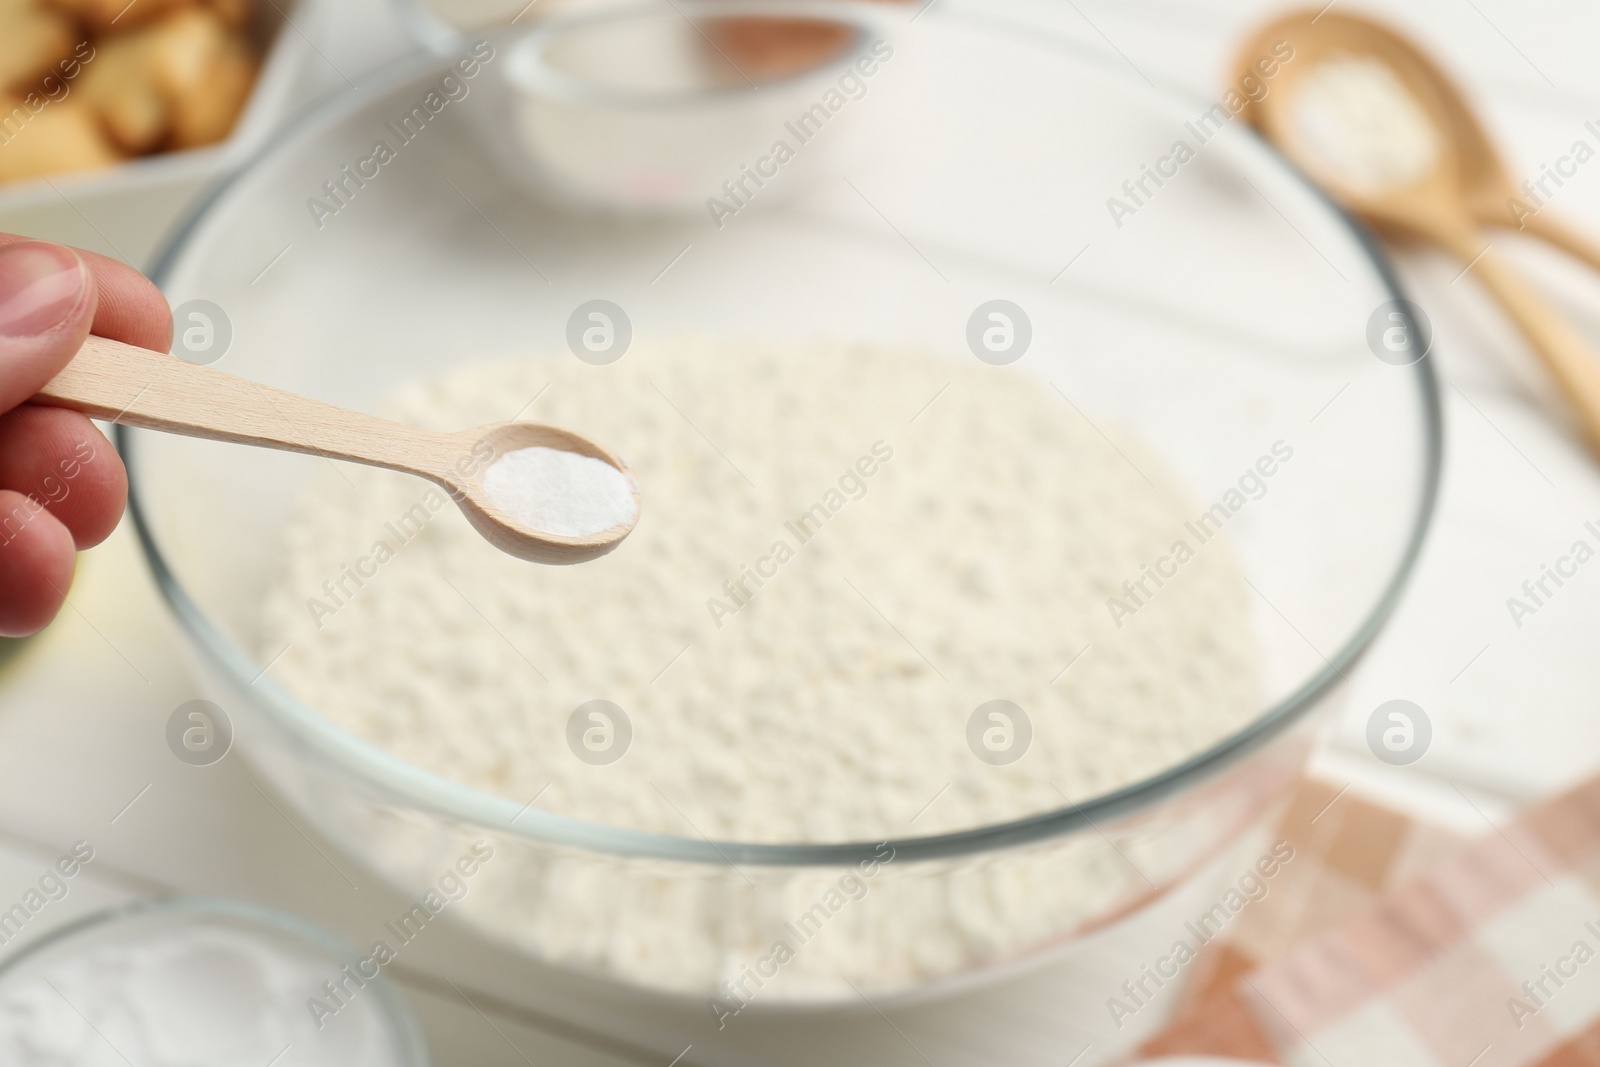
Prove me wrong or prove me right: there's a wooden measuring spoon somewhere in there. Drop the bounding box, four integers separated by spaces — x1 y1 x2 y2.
1233 8 1600 457
33 334 639 564
1384 22 1600 271
1242 11 1600 266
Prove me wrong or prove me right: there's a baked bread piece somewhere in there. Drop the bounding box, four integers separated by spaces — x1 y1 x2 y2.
41 0 193 34
169 30 255 147
74 27 168 151
0 96 121 181
0 0 75 92
75 6 257 153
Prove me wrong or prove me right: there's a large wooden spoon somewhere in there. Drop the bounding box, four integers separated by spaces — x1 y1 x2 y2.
1233 8 1600 457
35 335 639 564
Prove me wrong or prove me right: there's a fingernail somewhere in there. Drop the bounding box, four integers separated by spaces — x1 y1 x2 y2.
0 243 88 339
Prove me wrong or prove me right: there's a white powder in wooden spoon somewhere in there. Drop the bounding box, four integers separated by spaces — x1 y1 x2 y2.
1291 54 1439 193
482 446 636 537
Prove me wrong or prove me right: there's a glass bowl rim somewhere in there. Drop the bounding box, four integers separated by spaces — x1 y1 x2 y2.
0 894 431 1065
123 19 1444 868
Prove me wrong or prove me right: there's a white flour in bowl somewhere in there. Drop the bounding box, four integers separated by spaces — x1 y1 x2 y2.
257 340 1261 993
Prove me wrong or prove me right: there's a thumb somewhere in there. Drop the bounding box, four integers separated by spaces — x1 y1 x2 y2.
0 242 96 414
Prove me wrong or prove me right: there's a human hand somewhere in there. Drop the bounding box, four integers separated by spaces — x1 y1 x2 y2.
0 237 171 637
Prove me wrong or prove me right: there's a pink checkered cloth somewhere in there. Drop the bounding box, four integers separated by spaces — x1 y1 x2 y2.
1139 773 1600 1065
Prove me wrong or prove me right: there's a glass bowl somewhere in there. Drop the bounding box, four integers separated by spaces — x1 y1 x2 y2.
124 4 1440 1059
0 897 429 1066
392 0 891 213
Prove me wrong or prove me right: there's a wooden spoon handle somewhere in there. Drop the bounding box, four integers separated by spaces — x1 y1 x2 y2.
1516 210 1600 276
34 334 462 482
1442 234 1600 454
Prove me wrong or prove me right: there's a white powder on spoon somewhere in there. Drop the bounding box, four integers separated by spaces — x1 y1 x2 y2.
482 446 637 537
1291 54 1439 193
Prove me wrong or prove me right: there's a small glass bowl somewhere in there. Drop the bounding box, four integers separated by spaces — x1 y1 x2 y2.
391 0 890 213
0 896 429 1066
